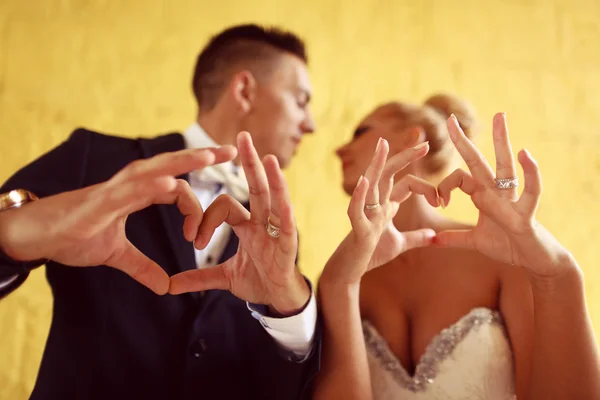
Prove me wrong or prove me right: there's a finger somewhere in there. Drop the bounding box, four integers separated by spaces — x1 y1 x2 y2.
238 132 270 224
107 241 170 295
492 113 519 199
169 266 230 294
402 228 436 251
390 174 439 207
194 194 250 250
115 179 204 241
447 115 495 185
154 179 203 242
492 113 518 179
118 146 238 182
516 149 542 218
363 138 388 207
379 141 430 203
347 175 370 233
263 155 297 254
432 229 476 250
436 168 478 208
103 175 178 217
103 146 237 215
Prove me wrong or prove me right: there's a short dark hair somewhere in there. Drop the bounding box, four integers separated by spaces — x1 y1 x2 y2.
192 24 308 111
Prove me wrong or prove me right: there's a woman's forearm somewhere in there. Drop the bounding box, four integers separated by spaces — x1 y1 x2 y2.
313 279 373 400
527 258 600 399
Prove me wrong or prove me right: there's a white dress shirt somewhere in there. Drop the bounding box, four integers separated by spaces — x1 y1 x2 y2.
183 123 317 359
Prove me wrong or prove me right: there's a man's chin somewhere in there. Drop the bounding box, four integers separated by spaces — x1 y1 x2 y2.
276 154 292 169
276 147 298 168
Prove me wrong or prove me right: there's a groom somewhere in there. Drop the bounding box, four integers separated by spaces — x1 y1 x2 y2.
0 24 319 400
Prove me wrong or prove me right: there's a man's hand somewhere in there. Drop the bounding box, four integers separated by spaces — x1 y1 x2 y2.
169 132 310 316
0 146 237 295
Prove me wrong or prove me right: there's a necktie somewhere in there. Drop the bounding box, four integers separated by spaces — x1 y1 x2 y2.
190 163 249 203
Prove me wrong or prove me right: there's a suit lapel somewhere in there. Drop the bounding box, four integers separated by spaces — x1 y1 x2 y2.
140 134 250 305
139 133 196 277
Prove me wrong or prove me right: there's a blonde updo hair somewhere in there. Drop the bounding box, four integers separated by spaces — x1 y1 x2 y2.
382 93 479 175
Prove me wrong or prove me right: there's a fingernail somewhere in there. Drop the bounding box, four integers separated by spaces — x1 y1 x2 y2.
376 137 382 151
358 175 364 185
450 113 459 126
439 197 446 209
414 141 429 150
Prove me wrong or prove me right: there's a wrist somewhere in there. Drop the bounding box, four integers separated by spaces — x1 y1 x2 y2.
317 279 361 322
528 257 588 324
319 232 371 286
320 257 364 287
319 267 361 289
0 209 23 261
0 208 47 266
527 251 581 289
318 277 361 297
527 252 584 301
268 272 311 317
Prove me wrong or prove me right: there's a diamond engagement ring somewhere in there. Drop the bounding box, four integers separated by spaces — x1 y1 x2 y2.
266 216 281 239
495 177 519 190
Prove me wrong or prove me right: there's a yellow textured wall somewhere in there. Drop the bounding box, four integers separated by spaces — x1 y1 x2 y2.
1 0 599 397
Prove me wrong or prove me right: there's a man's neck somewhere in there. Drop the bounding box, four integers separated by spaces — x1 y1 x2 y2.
197 110 239 148
196 108 244 165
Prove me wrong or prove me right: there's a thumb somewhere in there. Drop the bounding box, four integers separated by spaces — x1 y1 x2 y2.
107 241 170 295
432 229 475 250
169 265 230 295
402 228 437 251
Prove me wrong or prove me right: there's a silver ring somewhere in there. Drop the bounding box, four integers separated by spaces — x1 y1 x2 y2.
266 216 281 239
364 203 380 210
495 177 519 190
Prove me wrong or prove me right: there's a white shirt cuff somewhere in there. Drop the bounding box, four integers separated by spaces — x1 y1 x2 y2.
247 290 317 360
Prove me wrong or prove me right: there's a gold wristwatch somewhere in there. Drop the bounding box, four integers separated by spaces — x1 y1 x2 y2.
0 189 39 211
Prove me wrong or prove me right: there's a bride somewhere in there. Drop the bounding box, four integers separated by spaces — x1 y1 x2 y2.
312 103 600 399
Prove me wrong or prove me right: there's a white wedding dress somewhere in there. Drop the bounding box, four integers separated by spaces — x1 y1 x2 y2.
363 308 516 400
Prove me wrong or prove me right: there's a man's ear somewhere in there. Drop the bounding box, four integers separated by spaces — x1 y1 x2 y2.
230 70 257 113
